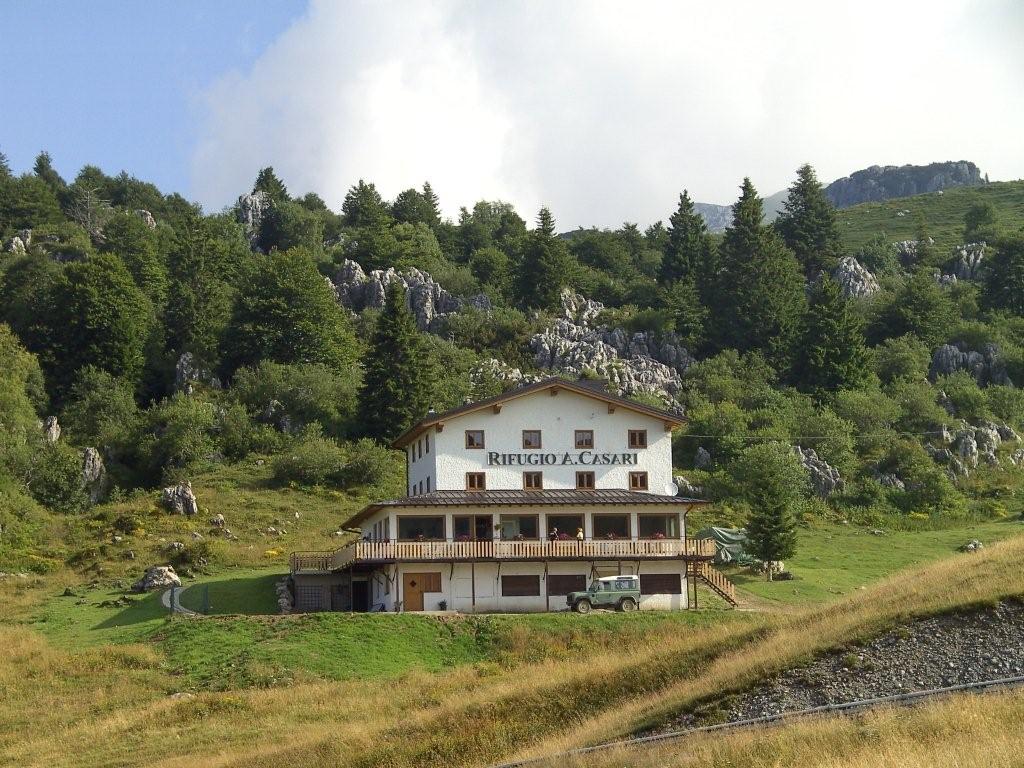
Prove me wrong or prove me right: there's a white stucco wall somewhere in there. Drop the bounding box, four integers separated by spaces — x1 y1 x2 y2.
419 389 674 494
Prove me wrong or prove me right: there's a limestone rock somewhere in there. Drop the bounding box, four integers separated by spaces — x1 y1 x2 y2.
43 416 61 444
832 257 880 298
876 473 906 491
236 190 270 250
954 430 979 469
331 259 491 332
1011 449 1024 466
929 343 1012 386
997 424 1020 443
794 446 844 498
81 448 108 504
174 352 220 393
960 539 984 553
951 243 986 281
132 565 181 593
135 209 156 229
674 475 705 498
825 162 983 208
6 228 31 254
162 481 198 516
210 513 226 528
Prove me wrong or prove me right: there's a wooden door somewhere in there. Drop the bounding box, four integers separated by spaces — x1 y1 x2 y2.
403 572 440 611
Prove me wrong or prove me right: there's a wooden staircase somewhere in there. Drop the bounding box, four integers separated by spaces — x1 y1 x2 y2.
687 561 738 607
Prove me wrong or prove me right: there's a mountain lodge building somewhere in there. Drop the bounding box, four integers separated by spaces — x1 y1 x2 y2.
289 378 737 612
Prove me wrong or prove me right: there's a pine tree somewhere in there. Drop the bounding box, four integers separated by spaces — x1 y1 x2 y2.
253 167 289 205
33 151 68 201
712 179 807 373
660 190 710 284
796 274 871 398
359 283 435 441
343 180 391 227
732 443 804 581
982 234 1024 315
775 164 842 275
422 182 441 224
0 150 10 178
662 277 708 350
515 207 575 310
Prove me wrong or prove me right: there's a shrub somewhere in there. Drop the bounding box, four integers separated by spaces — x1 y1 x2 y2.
232 361 359 437
342 438 392 487
141 394 218 482
935 371 989 422
271 431 347 487
872 335 931 383
26 444 89 513
218 402 283 461
986 386 1024 427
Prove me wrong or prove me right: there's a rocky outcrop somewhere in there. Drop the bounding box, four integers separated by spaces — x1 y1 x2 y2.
674 475 704 498
950 242 986 281
694 447 712 470
81 448 108 504
794 446 844 497
132 565 181 593
5 229 31 254
831 256 879 298
135 209 156 229
875 472 906 491
173 352 220 393
929 343 1012 386
529 290 692 402
161 481 199 516
331 259 491 332
893 239 921 267
43 416 61 444
236 190 270 250
692 202 733 233
824 161 983 208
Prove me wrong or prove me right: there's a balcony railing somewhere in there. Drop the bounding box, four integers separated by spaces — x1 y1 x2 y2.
290 537 716 572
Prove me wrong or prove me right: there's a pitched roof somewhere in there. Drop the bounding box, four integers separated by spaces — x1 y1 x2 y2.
392 377 685 449
341 489 708 528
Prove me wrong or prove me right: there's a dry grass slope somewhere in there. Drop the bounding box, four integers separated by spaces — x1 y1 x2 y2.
2 534 1023 768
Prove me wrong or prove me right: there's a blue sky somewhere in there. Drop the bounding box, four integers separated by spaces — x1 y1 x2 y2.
0 0 305 203
2 1 1022 227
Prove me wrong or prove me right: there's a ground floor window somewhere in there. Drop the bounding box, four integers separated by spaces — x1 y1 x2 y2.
500 514 539 540
640 573 682 594
546 514 583 539
502 574 541 596
638 514 679 539
398 516 445 540
547 574 586 595
593 513 630 539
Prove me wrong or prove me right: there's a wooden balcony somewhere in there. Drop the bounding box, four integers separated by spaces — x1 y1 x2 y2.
290 537 716 573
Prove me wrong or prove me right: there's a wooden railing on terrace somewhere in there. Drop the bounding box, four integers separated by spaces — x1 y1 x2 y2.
290 537 716 572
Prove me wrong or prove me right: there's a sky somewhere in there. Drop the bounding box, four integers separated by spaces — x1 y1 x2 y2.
2 0 1023 229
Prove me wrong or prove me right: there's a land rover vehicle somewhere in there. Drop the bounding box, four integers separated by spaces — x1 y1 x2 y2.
567 575 640 613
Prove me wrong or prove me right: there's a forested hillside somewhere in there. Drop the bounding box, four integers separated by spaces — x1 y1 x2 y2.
2 150 1024 575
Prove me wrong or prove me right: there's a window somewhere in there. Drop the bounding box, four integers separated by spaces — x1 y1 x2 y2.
523 471 543 490
424 434 429 453
546 514 583 539
425 476 431 493
397 516 445 540
593 514 630 539
466 472 486 491
502 574 540 597
629 471 649 491
465 430 485 449
640 573 682 595
522 429 542 449
500 514 539 540
410 446 415 464
628 429 648 449
547 574 586 595
575 471 595 490
638 514 679 539
575 429 594 449
454 514 493 541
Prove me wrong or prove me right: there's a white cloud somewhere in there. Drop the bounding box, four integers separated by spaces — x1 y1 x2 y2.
191 0 1024 229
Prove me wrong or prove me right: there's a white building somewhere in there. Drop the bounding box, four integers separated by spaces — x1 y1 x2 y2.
290 378 736 612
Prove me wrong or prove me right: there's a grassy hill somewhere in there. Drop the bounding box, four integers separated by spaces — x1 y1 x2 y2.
837 179 1024 253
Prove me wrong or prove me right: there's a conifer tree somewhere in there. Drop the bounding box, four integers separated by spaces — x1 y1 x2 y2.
0 150 10 178
660 190 709 284
662 277 708 350
775 164 843 274
982 234 1024 315
253 167 289 205
515 207 574 310
712 178 807 373
360 283 435 441
796 274 871 398
343 180 391 227
33 151 67 202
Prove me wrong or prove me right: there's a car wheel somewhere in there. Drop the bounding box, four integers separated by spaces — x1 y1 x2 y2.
574 599 592 614
618 597 637 612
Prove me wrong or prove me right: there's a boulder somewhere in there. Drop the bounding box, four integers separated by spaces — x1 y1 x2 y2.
951 243 986 281
955 430 980 469
5 229 31 254
929 343 1012 386
162 481 199 516
174 352 220 393
876 473 906 491
43 416 61 444
831 256 880 298
694 447 712 470
794 446 844 498
210 513 226 528
81 448 108 504
1010 449 1024 467
959 539 984 553
673 475 704 498
997 424 1020 443
331 259 491 332
236 190 270 250
131 565 181 593
135 209 156 229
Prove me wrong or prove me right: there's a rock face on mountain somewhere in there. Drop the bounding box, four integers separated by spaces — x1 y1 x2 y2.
950 242 986 280
331 259 491 332
794 446 844 497
236 190 270 250
529 290 692 402
929 343 1012 386
135 209 156 229
824 161 983 208
693 202 733 233
831 256 880 298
